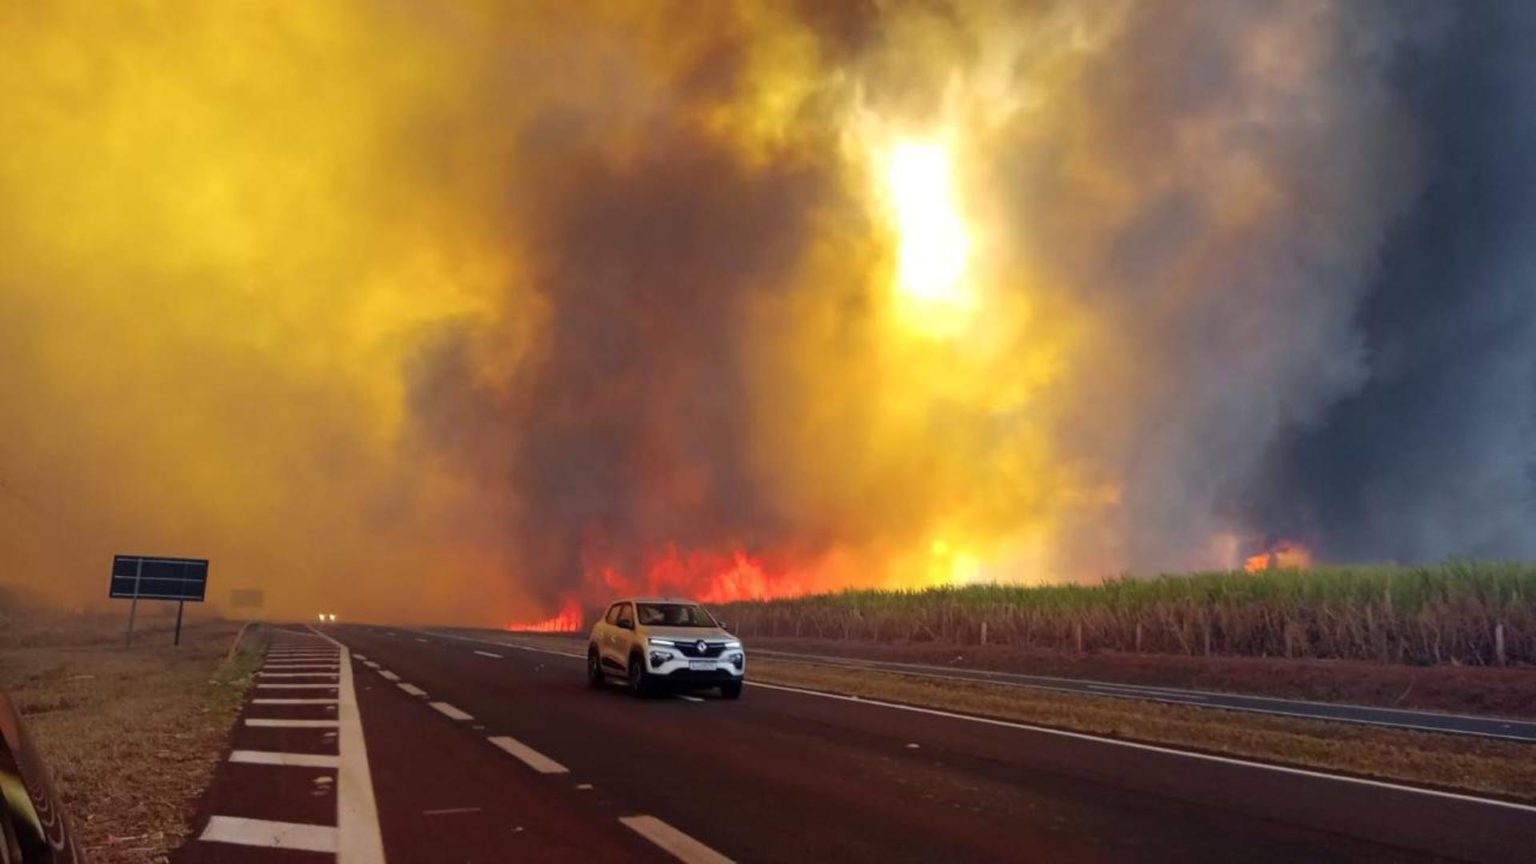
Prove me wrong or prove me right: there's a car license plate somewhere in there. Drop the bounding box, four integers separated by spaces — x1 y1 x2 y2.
688 660 716 671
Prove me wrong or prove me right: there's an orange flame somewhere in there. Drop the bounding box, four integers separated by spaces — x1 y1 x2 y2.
508 596 583 632
1243 539 1313 572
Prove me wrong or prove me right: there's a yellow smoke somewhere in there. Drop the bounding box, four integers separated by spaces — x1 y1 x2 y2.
0 2 1409 621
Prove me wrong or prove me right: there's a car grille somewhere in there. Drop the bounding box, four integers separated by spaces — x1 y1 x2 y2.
673 640 728 658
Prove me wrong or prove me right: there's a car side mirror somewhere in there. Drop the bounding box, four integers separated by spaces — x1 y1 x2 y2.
717 620 730 633
618 618 634 630
1 689 84 862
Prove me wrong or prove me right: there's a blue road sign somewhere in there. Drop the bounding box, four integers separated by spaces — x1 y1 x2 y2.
110 555 209 602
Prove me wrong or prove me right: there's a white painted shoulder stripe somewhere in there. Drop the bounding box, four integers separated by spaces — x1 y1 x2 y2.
199 816 337 853
252 698 337 705
245 718 339 729
620 815 735 864
229 750 340 769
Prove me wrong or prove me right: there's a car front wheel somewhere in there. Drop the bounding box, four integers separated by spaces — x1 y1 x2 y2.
628 655 652 698
587 647 605 688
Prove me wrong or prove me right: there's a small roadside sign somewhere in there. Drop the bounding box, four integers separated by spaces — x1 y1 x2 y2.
111 554 209 647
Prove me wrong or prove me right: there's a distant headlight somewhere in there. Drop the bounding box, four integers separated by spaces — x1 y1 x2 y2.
648 637 676 647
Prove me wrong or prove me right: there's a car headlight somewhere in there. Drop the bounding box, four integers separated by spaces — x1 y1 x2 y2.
728 652 745 669
724 641 742 649
648 637 676 647
649 650 672 667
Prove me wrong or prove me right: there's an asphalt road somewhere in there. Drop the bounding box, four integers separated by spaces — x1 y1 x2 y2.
252 623 1536 864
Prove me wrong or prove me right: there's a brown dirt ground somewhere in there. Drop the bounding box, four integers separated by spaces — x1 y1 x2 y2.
0 611 262 864
748 637 1536 718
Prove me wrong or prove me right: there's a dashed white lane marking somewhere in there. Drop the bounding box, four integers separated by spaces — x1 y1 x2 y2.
363 661 380 669
259 672 339 678
398 683 428 697
487 735 569 774
246 718 340 729
256 683 338 690
200 816 338 853
620 815 735 864
379 670 400 682
307 625 387 864
229 751 341 769
252 698 338 705
415 637 429 643
675 694 704 703
353 653 368 660
474 650 504 659
429 702 473 721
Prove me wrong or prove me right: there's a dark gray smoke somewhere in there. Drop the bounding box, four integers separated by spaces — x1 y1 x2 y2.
1245 2 1536 562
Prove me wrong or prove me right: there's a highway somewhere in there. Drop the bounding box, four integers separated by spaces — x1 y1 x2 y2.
184 625 1536 863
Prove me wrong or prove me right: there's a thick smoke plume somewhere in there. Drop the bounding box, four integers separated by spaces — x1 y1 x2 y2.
2 2 1531 624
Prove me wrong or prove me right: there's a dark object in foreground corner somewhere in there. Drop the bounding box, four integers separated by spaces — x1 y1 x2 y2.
0 691 84 863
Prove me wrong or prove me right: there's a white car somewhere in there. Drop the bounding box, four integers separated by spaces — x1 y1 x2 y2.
587 598 745 698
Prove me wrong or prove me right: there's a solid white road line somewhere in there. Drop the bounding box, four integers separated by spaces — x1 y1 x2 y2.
415 637 429 643
747 681 1536 816
259 672 339 678
487 735 569 774
429 702 473 720
379 670 400 681
252 698 338 706
256 683 338 690
398 683 428 697
620 815 735 864
308 625 387 864
246 719 340 729
474 650 503 659
229 751 341 769
200 816 338 853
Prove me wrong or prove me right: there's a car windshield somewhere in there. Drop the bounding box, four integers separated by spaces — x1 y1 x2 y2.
637 603 716 628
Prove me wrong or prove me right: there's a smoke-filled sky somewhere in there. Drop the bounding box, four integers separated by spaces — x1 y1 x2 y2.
2 1 1532 624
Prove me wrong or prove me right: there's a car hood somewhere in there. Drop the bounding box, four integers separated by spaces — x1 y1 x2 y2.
644 626 735 642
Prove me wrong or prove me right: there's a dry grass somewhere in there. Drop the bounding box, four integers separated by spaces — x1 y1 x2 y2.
0 611 262 864
751 658 1536 804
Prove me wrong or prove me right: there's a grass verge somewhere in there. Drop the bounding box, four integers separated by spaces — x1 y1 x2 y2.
751 658 1536 804
0 615 262 864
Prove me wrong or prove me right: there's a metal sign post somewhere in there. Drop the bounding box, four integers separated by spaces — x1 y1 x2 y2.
110 555 209 647
125 556 143 647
